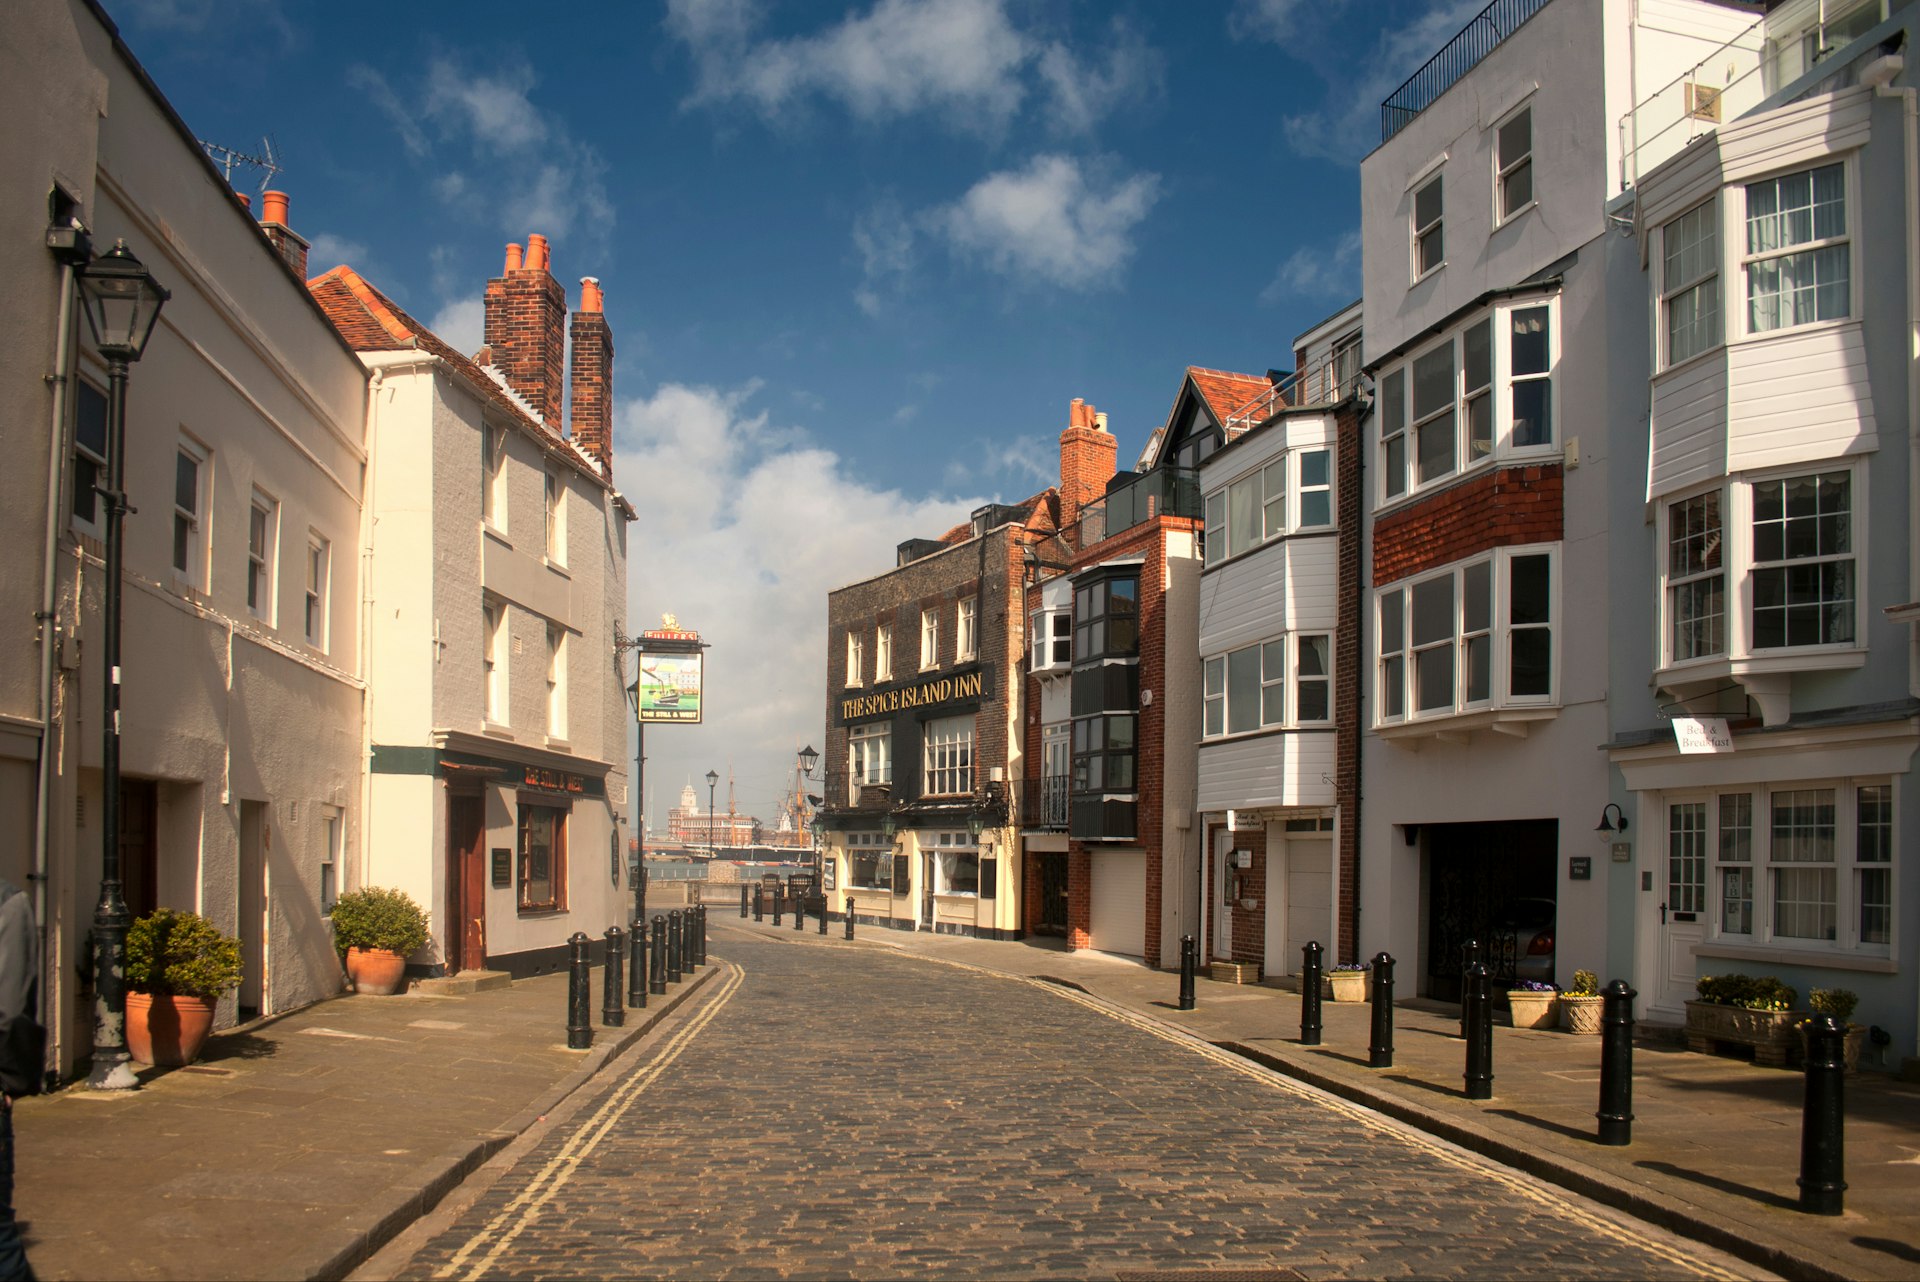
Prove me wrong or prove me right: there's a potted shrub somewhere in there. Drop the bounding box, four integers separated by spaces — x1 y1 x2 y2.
1328 962 1369 1002
1506 979 1559 1029
125 908 243 1067
1560 969 1603 1034
331 887 430 995
1685 973 1801 1067
1799 988 1868 1074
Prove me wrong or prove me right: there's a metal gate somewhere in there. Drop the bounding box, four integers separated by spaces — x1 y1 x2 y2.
1037 852 1068 935
1423 820 1557 1001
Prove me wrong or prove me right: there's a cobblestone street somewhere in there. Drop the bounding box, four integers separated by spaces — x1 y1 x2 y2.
385 926 1761 1281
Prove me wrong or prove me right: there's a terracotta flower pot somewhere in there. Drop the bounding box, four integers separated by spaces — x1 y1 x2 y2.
346 946 409 995
126 991 217 1067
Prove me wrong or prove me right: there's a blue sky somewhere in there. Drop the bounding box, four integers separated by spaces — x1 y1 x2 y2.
116 0 1481 829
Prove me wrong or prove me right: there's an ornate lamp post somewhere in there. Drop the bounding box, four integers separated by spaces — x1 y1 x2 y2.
76 240 169 1091
706 769 719 857
797 744 820 892
621 671 646 923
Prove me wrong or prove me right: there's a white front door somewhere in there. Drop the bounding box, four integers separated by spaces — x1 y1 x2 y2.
1213 830 1234 958
1267 836 1333 978
1652 799 1707 1016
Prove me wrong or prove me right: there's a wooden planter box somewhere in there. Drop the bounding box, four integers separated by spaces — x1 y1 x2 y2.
1684 1000 1803 1067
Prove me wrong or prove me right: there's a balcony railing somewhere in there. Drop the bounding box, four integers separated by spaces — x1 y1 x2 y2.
1616 12 1767 192
1020 774 1069 831
1076 467 1202 548
1223 360 1362 435
1380 0 1554 142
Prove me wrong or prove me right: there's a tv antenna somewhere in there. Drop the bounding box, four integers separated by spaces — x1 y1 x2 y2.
199 135 283 192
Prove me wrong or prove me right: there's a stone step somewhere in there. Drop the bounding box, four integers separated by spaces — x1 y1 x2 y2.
1209 960 1261 985
411 970 513 996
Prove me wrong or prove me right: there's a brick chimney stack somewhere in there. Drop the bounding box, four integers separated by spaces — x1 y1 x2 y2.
569 277 614 474
1059 397 1117 531
483 233 567 425
259 189 309 280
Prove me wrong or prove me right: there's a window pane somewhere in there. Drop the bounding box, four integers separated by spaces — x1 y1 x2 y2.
1774 867 1836 940
1859 868 1891 945
1466 635 1491 703
1205 491 1225 560
1381 369 1404 434
175 451 198 514
1511 380 1551 448
1463 561 1491 631
1718 793 1752 861
1415 177 1442 229
1382 655 1405 718
1300 449 1329 488
1411 577 1453 647
1379 591 1404 655
1669 802 1707 914
1771 789 1836 862
1502 160 1532 216
1721 868 1754 935
1412 345 1454 419
1297 634 1329 677
1498 109 1530 171
1300 490 1331 528
1384 436 1406 497
1227 647 1260 734
1857 784 1892 862
1510 555 1550 626
1510 307 1549 375
1464 321 1492 392
1417 410 1456 483
1229 476 1259 557
1509 629 1551 697
1415 645 1453 711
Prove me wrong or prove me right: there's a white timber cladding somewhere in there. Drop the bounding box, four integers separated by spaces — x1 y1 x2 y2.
1725 322 1877 470
1196 734 1336 814
1650 348 1731 497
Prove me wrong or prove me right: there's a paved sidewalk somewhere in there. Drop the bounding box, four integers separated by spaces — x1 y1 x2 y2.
775 916 1920 1282
13 963 716 1282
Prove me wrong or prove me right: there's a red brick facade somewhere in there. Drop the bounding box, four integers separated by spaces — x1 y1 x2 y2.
568 277 613 472
484 235 567 426
1333 400 1365 964
1058 399 1118 531
1372 463 1564 586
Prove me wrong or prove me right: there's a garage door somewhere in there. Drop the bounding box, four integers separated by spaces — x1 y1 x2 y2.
1267 838 1333 976
1090 850 1146 959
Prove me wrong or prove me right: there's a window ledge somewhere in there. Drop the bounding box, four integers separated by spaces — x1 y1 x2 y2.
1376 705 1558 746
482 720 514 740
483 523 511 550
1411 262 1447 288
1494 199 1538 230
1730 315 1858 350
517 907 568 919
544 558 571 579
1653 345 1726 384
1659 651 1869 726
1691 941 1895 974
545 736 572 752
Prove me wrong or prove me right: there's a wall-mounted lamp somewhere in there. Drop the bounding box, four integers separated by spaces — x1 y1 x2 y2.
1595 802 1629 842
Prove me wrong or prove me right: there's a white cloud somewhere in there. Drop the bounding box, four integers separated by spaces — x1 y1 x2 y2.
851 199 917 316
428 296 486 356
670 0 1147 135
305 232 369 273
932 154 1160 290
349 56 613 246
615 380 979 822
1281 0 1488 164
1228 0 1335 44
1261 228 1361 303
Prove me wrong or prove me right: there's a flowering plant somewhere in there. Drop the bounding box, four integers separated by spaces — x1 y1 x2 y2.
1695 973 1798 1011
1509 980 1557 993
1567 970 1600 997
1330 962 1369 973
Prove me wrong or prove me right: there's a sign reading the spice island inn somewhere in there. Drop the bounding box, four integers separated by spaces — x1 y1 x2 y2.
840 669 986 723
637 615 705 723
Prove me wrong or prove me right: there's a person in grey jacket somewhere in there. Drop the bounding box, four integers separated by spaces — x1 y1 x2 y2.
0 878 40 1281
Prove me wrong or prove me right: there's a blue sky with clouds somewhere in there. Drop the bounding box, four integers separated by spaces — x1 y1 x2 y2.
115 0 1481 827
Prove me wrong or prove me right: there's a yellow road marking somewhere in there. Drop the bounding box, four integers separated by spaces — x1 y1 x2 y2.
434 963 746 1281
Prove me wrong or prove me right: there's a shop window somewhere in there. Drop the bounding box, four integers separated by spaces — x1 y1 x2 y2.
931 831 980 895
518 804 568 912
846 830 893 890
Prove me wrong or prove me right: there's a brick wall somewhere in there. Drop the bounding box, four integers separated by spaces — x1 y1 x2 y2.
1204 821 1268 968
1333 400 1364 964
568 278 613 472
1058 399 1118 531
484 235 567 425
1067 848 1091 948
1372 463 1564 587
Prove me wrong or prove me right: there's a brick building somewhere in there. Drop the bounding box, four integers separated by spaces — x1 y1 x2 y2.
816 413 1084 938
1193 303 1366 982
1020 392 1206 967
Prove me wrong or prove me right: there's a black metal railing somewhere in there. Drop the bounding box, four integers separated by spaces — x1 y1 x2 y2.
1020 774 1069 831
1077 467 1202 547
1380 0 1553 142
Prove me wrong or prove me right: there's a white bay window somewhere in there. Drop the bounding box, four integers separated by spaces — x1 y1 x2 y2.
1203 444 1335 564
1375 546 1557 727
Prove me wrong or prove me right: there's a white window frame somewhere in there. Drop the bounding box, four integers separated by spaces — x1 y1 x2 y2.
305 532 330 650
482 424 507 530
1374 545 1559 727
1737 160 1855 339
247 488 278 623
484 598 508 725
70 378 108 536
922 715 974 797
1494 102 1534 225
1202 634 1332 738
1671 778 1894 959
849 723 892 801
931 830 981 896
875 623 893 682
1030 609 1071 673
1412 173 1445 281
1204 444 1337 564
1656 464 1864 672
173 437 209 590
845 830 894 890
957 598 978 662
1375 296 1560 507
920 607 939 671
546 623 568 741
321 807 343 915
1659 198 1722 369
544 466 566 566
846 630 864 688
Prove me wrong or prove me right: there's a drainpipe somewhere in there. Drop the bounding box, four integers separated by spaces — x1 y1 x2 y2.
32 259 78 1083
358 366 384 892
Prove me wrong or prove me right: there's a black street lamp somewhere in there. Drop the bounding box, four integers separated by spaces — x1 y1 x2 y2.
706 769 719 857
621 669 646 924
797 744 821 893
76 239 169 1091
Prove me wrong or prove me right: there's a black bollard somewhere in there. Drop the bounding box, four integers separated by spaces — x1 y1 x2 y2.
566 931 593 1049
666 910 682 983
649 915 667 995
697 904 709 965
845 895 856 940
1458 938 1480 1036
603 925 626 1028
1368 951 1395 1068
1300 941 1324 1046
680 906 694 973
1178 934 1197 1011
754 884 764 922
818 893 828 935
740 883 750 918
795 891 806 931
1798 1015 1848 1215
772 891 782 927
1596 979 1636 1146
1462 961 1492 1100
629 918 647 1010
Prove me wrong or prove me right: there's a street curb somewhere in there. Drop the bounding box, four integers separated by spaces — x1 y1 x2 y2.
1217 1040 1843 1282
310 963 720 1282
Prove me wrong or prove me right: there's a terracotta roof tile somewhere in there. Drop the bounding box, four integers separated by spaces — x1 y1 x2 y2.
1185 366 1274 425
307 265 605 486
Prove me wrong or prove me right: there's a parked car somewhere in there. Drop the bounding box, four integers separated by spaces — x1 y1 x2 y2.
1490 897 1556 986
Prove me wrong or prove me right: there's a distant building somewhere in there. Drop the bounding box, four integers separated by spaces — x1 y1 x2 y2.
666 782 761 850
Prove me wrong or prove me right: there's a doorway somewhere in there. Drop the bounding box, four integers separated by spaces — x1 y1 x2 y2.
237 800 268 1021
446 792 487 973
1422 819 1557 1000
1652 797 1706 1015
119 778 159 921
1212 829 1234 960
1267 836 1333 978
1036 853 1068 935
